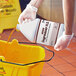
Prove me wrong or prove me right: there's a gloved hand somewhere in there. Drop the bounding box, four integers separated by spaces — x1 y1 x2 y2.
54 32 74 51
18 4 38 24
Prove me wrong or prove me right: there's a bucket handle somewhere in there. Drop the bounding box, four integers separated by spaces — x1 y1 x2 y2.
1 27 55 66
0 42 55 66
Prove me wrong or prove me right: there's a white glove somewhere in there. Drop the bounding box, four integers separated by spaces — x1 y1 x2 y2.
18 4 38 24
54 32 74 51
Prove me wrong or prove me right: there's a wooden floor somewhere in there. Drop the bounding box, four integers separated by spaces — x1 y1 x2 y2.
0 29 76 76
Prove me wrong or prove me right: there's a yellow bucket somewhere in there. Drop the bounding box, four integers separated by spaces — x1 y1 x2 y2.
0 0 21 33
0 39 45 76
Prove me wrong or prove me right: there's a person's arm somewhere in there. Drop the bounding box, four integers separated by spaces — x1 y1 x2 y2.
29 0 44 8
63 0 75 35
54 0 75 51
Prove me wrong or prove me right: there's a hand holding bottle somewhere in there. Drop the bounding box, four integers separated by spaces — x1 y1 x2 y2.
18 4 38 24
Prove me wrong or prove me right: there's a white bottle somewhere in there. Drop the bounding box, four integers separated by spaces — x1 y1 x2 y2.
16 18 65 46
17 19 40 42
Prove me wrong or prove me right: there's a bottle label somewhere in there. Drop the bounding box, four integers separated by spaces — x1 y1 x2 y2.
36 19 62 46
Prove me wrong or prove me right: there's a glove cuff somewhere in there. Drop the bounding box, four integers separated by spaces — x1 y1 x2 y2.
27 4 38 12
63 32 74 40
